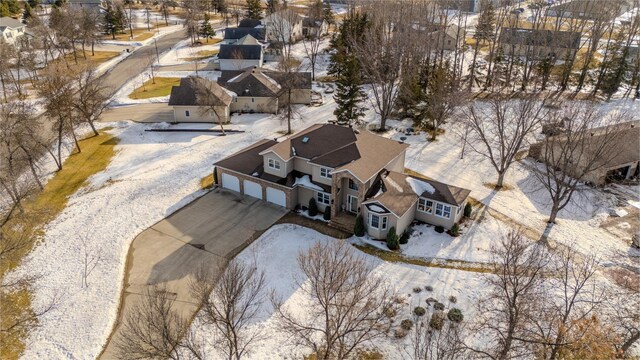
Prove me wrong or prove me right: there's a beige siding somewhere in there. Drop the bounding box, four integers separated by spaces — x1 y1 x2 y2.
414 200 458 229
263 154 291 178
231 97 278 114
278 89 311 105
173 106 230 123
219 58 263 71
311 164 333 186
386 152 406 173
293 157 313 174
216 167 295 208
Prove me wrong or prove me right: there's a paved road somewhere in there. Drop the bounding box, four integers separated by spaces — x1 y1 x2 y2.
102 29 188 96
100 103 174 123
99 190 287 359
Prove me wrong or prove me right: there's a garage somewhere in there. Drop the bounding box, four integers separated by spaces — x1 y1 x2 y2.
221 173 240 192
266 187 286 207
243 180 263 200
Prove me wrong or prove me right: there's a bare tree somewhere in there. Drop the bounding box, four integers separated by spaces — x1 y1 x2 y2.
301 4 325 81
472 230 550 360
275 59 304 135
406 307 468 360
604 268 640 355
193 77 232 134
190 259 266 360
462 95 548 188
115 285 202 360
529 103 628 224
271 241 399 360
73 66 112 137
80 237 102 289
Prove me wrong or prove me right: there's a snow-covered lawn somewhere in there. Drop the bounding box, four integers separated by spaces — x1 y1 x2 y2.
158 38 224 66
188 224 488 359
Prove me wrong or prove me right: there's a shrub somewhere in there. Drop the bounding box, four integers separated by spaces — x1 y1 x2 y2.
308 198 318 216
449 223 460 237
447 308 464 323
386 227 399 250
435 225 444 233
394 328 408 338
323 205 331 220
464 202 472 217
449 295 457 304
354 215 366 237
414 306 426 316
434 302 445 311
413 287 422 293
429 311 444 330
400 319 413 330
425 285 433 292
399 230 410 244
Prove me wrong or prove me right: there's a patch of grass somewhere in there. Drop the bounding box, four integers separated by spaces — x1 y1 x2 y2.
128 77 181 100
58 50 121 67
404 168 433 180
181 49 220 62
0 131 119 360
101 27 162 41
200 174 214 190
482 182 515 191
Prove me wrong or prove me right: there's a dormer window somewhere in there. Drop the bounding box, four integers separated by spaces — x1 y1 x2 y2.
268 158 281 170
320 167 331 179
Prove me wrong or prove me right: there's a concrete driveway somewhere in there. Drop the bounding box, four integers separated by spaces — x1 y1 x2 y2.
99 190 287 359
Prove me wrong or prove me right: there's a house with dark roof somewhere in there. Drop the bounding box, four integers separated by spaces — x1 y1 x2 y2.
238 18 263 28
499 28 582 60
546 0 629 20
0 17 26 43
263 9 304 44
218 40 264 70
302 17 328 38
168 68 312 122
214 124 470 238
222 27 266 44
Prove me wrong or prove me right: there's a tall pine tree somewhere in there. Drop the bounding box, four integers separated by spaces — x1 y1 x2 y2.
199 13 216 42
245 0 262 20
333 55 366 126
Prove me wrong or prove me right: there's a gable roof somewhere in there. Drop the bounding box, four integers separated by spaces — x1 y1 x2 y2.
500 28 582 50
265 9 304 24
219 69 311 90
236 34 261 45
0 17 24 30
218 44 262 60
219 68 282 97
223 27 266 41
168 77 233 107
238 18 262 28
215 139 278 176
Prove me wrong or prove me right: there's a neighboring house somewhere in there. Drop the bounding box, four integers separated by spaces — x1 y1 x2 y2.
263 9 304 44
168 68 311 121
214 124 470 238
302 17 328 38
0 17 25 43
547 0 629 20
428 24 465 51
223 27 266 44
439 0 512 13
218 40 264 71
168 77 233 123
499 28 581 60
68 0 103 8
238 18 262 28
529 120 640 185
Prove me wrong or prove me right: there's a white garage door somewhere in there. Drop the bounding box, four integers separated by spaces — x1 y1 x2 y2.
221 173 240 192
243 180 263 199
266 187 286 207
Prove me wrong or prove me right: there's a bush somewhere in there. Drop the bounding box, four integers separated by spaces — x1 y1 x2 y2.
435 225 444 233
308 198 318 216
413 287 422 293
399 230 410 244
449 223 460 237
354 215 366 237
394 328 408 339
414 306 426 316
447 308 464 323
386 227 399 250
429 311 444 330
400 319 413 330
464 202 472 217
425 285 433 292
323 205 331 220
434 302 445 311
449 295 457 304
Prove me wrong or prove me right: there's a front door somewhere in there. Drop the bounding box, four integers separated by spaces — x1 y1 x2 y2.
348 195 359 214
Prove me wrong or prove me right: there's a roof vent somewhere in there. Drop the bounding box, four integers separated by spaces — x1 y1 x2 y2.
302 136 309 143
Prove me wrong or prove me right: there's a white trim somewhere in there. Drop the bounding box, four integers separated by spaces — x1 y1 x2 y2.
319 167 332 179
417 198 434 214
257 149 288 162
330 149 407 184
347 194 359 213
368 213 388 230
268 158 281 170
316 191 331 205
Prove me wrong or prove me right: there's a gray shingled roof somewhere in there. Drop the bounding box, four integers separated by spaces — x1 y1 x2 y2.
215 139 278 176
218 44 262 60
168 77 232 107
238 19 262 28
500 28 582 50
0 17 24 29
220 68 282 98
223 27 266 41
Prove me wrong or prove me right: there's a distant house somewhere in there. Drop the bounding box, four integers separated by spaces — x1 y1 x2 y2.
0 17 25 43
428 24 465 51
214 123 470 238
218 37 264 71
302 17 328 38
439 0 513 13
223 27 266 44
529 120 640 185
263 9 304 44
68 0 103 8
499 28 581 60
168 77 233 123
547 0 629 20
238 18 262 28
168 68 312 122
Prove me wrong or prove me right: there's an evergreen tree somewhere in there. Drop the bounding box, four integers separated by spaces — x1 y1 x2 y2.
245 0 262 20
600 30 630 101
103 3 127 40
198 13 216 42
22 3 33 21
0 0 20 15
266 0 277 14
322 1 334 29
333 55 366 126
469 0 496 90
28 0 40 8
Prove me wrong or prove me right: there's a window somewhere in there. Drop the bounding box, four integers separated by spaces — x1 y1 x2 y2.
317 192 330 205
348 179 359 191
369 214 388 230
417 198 433 214
320 167 331 179
435 203 452 218
185 110 190 117
251 98 255 103
268 158 281 170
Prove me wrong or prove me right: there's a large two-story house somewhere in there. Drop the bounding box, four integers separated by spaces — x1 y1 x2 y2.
214 124 470 239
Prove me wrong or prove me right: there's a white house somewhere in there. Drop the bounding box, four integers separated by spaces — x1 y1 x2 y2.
0 17 25 43
263 9 304 44
218 37 264 71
